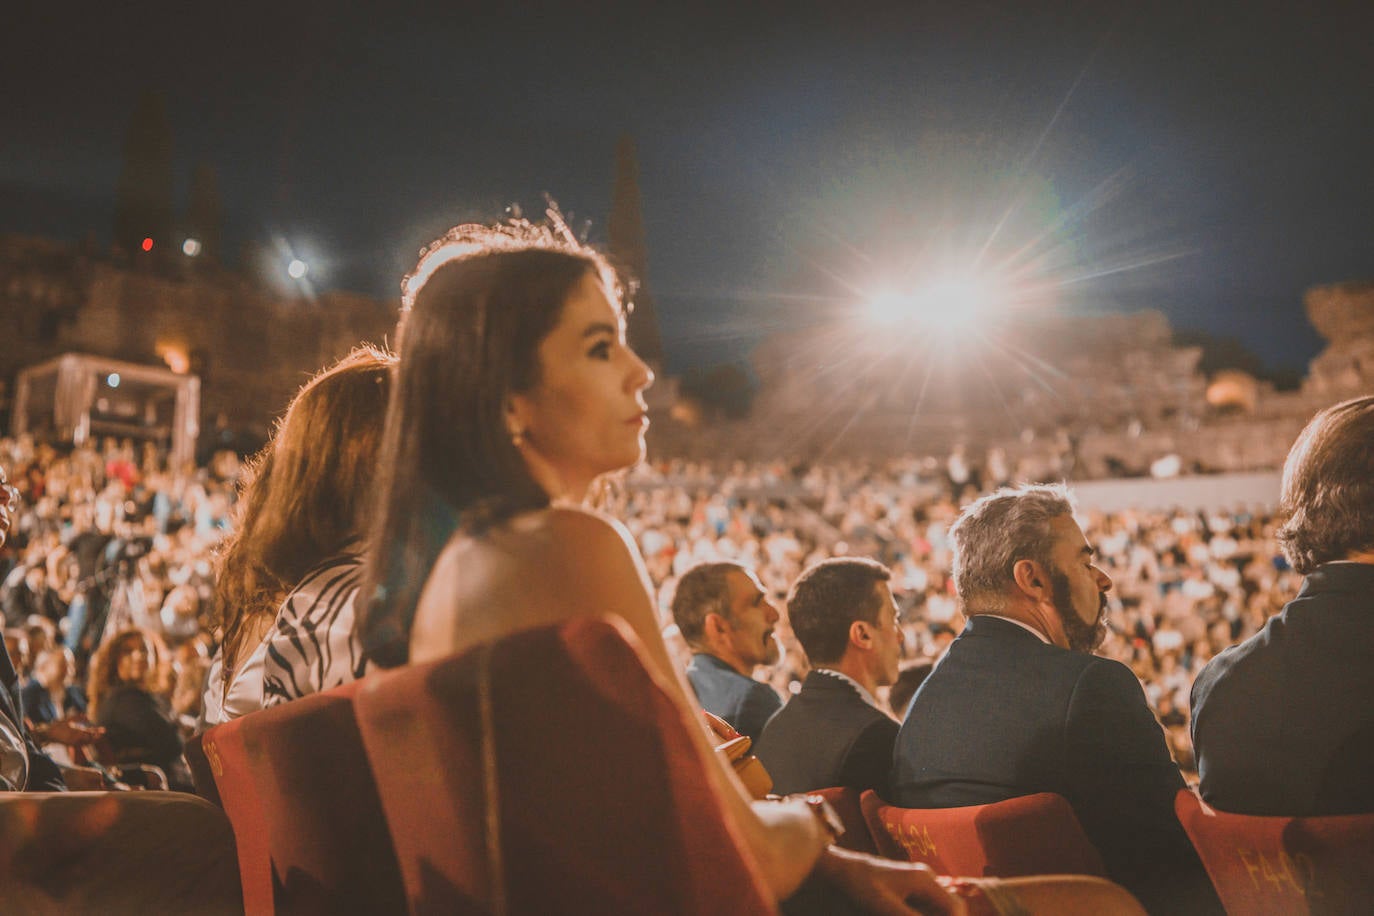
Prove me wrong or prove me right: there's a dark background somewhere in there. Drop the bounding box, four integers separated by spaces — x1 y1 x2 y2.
4 2 1370 375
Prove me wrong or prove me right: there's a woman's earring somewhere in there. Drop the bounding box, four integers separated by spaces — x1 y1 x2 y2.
511 428 526 448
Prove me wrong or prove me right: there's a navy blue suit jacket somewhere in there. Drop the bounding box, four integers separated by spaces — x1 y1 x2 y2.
892 615 1217 915
685 653 782 743
755 669 898 796
1192 562 1374 816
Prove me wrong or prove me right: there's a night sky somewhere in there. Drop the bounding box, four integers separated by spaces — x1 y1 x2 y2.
5 2 1371 375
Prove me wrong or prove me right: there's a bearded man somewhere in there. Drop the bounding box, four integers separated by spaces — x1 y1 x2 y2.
890 484 1219 915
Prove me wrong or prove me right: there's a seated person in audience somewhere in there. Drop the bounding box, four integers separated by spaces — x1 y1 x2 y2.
755 557 901 795
671 561 784 742
21 647 86 725
1192 395 1374 816
891 484 1220 915
887 660 933 721
203 347 393 726
0 466 103 790
1 563 67 627
88 627 191 791
357 220 1143 916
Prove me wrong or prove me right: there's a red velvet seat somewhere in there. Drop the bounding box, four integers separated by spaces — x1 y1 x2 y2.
186 731 221 807
1175 788 1374 915
813 786 878 854
202 713 272 915
861 789 1106 878
202 680 407 916
353 616 776 915
0 791 242 914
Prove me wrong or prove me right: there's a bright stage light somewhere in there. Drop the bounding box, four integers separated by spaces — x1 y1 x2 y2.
182 238 202 257
863 272 1001 332
287 258 309 279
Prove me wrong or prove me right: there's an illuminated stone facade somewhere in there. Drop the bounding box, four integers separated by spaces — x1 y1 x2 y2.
0 234 396 448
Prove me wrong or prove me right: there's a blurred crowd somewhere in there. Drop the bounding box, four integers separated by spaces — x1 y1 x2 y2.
0 437 1296 779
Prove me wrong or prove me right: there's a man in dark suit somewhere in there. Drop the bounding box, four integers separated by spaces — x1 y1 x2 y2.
1192 395 1374 816
891 484 1219 915
671 562 782 742
755 558 901 795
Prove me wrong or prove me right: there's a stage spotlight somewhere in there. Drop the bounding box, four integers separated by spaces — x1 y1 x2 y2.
287 258 309 279
182 238 202 257
864 272 1000 332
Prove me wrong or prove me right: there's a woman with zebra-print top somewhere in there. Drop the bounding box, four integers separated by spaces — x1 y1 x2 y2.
201 347 394 728
261 549 371 706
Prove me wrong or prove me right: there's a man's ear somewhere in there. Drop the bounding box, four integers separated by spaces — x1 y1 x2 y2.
703 612 732 644
849 619 873 651
1012 558 1049 601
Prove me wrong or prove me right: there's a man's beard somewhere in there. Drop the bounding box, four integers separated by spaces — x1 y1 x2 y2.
1051 568 1106 653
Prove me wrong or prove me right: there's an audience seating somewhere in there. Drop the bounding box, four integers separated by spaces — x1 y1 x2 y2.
1175 788 1374 915
861 789 1106 878
186 731 221 807
353 615 776 916
202 680 407 916
0 790 242 914
201 712 272 914
813 786 878 854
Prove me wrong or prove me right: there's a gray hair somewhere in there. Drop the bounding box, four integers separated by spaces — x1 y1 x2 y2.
950 483 1075 611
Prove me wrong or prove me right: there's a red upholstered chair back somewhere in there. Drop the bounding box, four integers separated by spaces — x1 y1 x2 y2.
861 789 1106 878
0 791 242 913
202 680 407 916
186 731 221 807
813 786 878 855
201 714 273 915
1175 789 1374 916
354 616 777 916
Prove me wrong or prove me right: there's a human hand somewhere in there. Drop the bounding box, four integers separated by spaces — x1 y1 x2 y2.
702 710 740 742
32 717 106 747
817 846 967 916
61 765 127 791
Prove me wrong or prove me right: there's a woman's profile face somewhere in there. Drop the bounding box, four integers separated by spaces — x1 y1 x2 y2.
115 639 151 684
507 270 654 495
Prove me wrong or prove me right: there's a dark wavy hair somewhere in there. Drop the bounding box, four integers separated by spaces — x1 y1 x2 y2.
1276 395 1374 574
358 222 624 668
213 346 395 681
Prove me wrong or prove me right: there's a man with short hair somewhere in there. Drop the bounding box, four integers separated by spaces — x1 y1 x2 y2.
1192 395 1374 816
671 562 782 742
754 557 901 795
891 483 1218 915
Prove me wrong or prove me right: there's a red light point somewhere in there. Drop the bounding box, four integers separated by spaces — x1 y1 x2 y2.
141 237 154 252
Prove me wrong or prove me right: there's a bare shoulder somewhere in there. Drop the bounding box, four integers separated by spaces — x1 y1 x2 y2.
536 505 638 554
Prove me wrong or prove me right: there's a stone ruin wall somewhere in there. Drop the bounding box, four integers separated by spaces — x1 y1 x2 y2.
0 235 397 447
3 232 1370 475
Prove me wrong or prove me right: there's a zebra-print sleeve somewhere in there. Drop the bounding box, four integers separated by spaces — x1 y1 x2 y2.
262 553 371 707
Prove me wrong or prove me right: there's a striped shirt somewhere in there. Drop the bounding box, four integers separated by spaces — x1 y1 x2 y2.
262 552 371 707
